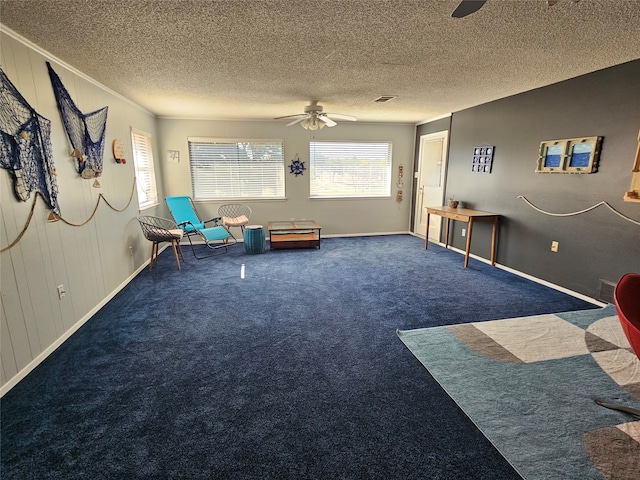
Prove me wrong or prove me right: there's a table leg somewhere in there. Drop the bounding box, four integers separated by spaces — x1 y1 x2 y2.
490 217 498 265
464 219 474 268
425 212 431 249
444 218 451 249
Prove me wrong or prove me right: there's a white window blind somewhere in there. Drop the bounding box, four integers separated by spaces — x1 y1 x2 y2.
188 138 285 200
130 129 158 210
309 141 392 198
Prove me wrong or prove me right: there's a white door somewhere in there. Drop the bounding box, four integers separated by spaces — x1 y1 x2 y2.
414 131 448 241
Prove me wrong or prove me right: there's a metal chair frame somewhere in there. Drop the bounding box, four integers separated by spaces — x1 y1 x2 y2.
137 216 185 271
165 196 237 259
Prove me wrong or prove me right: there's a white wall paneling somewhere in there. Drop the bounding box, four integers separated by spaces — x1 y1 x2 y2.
0 30 161 394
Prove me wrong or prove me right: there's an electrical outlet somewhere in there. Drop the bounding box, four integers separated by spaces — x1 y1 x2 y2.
551 241 559 252
57 284 66 299
462 228 466 237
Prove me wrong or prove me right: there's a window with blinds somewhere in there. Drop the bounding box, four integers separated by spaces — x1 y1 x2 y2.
188 138 285 200
309 141 392 198
130 129 159 210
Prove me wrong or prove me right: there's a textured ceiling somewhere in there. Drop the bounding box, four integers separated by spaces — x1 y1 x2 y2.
1 0 639 124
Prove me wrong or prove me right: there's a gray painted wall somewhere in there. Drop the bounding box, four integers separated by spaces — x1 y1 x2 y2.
422 61 640 298
156 119 416 237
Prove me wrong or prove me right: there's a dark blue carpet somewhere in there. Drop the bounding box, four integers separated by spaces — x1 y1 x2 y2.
1 235 597 479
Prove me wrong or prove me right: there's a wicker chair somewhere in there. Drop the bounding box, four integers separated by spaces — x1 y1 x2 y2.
137 216 185 271
218 204 252 234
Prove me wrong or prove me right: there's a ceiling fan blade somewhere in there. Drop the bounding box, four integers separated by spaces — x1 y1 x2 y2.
286 116 307 127
451 0 487 18
318 115 337 127
274 114 305 120
326 113 357 122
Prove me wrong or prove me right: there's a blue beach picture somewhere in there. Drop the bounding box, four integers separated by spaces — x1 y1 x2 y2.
569 142 593 168
544 144 564 168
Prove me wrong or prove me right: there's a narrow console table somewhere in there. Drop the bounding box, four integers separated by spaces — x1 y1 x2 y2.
425 206 500 268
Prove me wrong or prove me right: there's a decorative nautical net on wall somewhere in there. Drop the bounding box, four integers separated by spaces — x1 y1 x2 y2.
46 62 108 179
0 66 60 214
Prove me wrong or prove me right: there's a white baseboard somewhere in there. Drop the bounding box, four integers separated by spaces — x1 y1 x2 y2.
322 231 411 238
284 230 602 305
0 250 156 397
1 235 603 397
494 262 606 306
424 239 605 307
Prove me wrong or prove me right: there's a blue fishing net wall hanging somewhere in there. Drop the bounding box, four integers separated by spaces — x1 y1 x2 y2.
0 66 60 214
46 62 108 179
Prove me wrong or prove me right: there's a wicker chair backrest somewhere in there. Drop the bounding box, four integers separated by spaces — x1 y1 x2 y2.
137 216 182 243
218 203 252 219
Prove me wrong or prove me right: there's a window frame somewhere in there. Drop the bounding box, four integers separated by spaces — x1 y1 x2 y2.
188 137 286 201
130 128 159 211
309 141 393 199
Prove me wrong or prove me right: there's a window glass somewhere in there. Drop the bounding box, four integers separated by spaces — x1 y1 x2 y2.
130 129 158 210
309 141 392 198
188 138 285 200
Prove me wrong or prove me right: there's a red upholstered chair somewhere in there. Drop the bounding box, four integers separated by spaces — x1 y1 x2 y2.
596 273 640 417
614 272 640 360
595 273 640 416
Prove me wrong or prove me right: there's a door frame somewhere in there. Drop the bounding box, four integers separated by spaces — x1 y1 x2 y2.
413 130 449 241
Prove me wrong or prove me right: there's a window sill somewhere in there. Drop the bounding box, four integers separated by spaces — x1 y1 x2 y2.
309 196 391 201
192 197 287 203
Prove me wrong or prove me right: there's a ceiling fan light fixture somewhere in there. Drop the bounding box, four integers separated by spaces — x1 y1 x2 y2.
276 102 355 129
301 115 324 130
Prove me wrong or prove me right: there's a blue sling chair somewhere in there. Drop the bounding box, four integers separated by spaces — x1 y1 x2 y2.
165 196 236 259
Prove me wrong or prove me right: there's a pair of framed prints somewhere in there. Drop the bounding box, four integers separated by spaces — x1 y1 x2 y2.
536 136 602 174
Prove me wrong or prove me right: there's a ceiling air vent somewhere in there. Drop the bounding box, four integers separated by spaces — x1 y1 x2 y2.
373 96 397 103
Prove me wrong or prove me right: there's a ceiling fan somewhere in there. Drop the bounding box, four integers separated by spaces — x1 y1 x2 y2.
451 0 578 18
274 101 357 130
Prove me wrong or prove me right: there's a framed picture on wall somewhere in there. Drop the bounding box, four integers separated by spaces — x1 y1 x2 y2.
471 145 494 174
536 140 568 172
167 150 180 163
565 136 602 173
536 136 602 173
